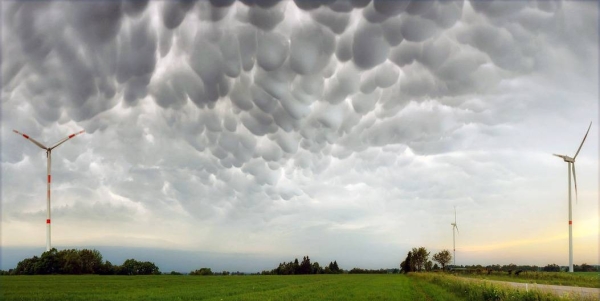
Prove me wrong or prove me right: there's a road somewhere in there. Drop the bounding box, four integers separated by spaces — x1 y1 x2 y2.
458 277 600 300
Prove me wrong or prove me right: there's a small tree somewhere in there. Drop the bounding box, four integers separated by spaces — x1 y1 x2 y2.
411 247 430 272
425 260 433 272
400 251 413 274
432 250 452 271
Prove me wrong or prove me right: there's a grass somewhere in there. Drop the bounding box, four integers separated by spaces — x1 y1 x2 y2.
411 273 596 301
4 273 596 301
0 274 464 301
455 271 600 288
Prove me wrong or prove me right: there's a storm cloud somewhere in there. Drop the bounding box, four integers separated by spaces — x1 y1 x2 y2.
1 0 598 269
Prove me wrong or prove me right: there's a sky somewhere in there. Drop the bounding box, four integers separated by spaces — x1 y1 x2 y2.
1 0 598 272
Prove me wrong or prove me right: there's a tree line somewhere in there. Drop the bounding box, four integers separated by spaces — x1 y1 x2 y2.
261 256 342 275
399 246 597 274
6 248 160 275
400 247 452 273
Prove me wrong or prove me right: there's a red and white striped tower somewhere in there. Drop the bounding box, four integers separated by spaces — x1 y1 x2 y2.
13 129 85 251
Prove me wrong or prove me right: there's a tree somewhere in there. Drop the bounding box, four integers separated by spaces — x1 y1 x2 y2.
425 260 433 272
542 264 560 272
400 251 413 274
311 262 322 274
433 263 440 270
328 260 341 274
14 256 41 275
300 256 311 274
411 247 430 272
79 249 103 274
432 250 452 271
190 268 213 276
60 249 83 274
37 248 63 274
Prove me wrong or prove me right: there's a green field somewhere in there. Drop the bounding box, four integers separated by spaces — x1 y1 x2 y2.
1 274 461 301
1 273 591 301
456 271 600 288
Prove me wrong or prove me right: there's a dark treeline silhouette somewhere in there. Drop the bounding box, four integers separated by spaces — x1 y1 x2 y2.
459 263 596 273
399 246 597 274
8 248 160 275
348 268 398 274
262 256 342 275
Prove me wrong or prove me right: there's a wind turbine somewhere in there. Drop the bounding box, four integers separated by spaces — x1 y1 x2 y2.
451 206 459 266
553 122 591 273
13 129 85 251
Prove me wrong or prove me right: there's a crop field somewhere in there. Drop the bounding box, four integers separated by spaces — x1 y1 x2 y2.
0 273 591 301
456 271 600 288
1 274 460 301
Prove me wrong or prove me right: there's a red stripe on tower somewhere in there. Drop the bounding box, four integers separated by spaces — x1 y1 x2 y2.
48 175 51 183
569 221 572 225
46 219 51 224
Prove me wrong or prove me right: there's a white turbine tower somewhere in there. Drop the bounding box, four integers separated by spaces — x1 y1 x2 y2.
13 129 85 251
451 206 459 266
553 122 591 273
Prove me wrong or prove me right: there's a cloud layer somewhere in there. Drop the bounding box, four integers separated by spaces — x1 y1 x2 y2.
2 0 598 268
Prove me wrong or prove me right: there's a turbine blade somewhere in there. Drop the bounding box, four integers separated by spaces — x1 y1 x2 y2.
455 225 459 234
573 122 592 159
572 163 578 204
13 130 47 150
49 130 85 150
552 154 565 158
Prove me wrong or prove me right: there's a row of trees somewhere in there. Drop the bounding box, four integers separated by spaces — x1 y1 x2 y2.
400 247 452 273
263 256 342 275
348 268 398 274
9 248 160 275
400 247 596 274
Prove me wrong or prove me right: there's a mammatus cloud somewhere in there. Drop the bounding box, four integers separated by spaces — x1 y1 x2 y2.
1 0 598 268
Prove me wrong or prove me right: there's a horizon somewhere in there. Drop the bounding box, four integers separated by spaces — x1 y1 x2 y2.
2 245 598 274
1 1 599 272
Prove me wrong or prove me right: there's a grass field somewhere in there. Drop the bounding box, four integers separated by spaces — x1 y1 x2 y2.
0 274 463 301
456 271 600 288
2 273 595 301
410 273 595 301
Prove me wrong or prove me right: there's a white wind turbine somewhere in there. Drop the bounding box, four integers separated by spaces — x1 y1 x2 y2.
552 122 591 273
13 129 85 251
451 206 459 266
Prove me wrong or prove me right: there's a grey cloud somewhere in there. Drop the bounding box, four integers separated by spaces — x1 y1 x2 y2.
310 7 351 34
352 22 389 70
289 22 336 75
3 1 598 267
399 13 438 42
161 1 196 30
470 0 531 18
245 1 287 31
373 0 410 17
256 31 289 71
70 2 123 46
456 23 534 72
123 0 150 16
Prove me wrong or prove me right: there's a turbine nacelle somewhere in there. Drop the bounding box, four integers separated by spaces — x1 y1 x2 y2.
553 154 574 163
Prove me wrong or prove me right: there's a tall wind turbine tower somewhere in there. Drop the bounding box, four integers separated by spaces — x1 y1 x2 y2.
451 206 459 266
13 129 85 251
553 122 591 272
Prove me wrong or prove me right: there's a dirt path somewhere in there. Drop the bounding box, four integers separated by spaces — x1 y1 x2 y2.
458 277 600 299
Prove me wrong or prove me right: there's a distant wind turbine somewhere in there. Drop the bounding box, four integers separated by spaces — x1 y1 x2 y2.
552 122 591 273
13 129 85 251
451 206 459 266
